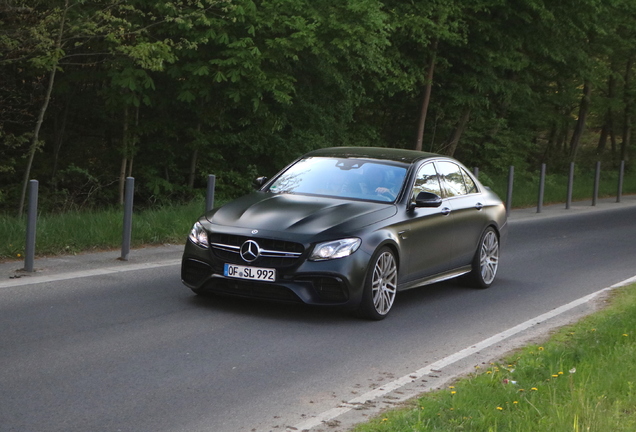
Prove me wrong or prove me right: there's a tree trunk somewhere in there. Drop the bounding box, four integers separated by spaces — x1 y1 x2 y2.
119 106 129 205
51 92 72 186
126 105 139 179
188 123 202 188
17 0 69 217
415 39 438 151
561 124 569 154
597 73 616 154
597 122 609 153
188 149 199 189
543 122 558 159
445 107 471 157
621 58 633 162
569 80 592 161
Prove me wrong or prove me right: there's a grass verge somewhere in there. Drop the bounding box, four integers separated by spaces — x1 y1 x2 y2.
484 168 636 208
353 284 636 432
0 198 209 261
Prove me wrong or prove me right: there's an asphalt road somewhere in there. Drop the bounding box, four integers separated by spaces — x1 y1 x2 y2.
1 201 636 432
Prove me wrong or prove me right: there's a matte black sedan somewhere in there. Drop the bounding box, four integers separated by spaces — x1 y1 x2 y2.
181 147 507 319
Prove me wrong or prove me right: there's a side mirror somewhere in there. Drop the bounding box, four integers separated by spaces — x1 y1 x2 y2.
413 191 442 208
252 176 268 189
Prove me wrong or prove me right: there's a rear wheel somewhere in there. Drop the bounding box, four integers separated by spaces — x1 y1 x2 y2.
470 227 499 289
356 247 398 320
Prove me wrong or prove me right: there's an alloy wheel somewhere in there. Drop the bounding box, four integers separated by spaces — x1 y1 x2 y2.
371 251 398 316
479 230 499 285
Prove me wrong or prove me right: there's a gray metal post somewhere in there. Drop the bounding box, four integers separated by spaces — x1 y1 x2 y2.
537 163 546 213
472 167 479 178
566 162 574 209
592 162 600 206
617 160 625 203
206 174 216 213
120 177 134 261
24 180 38 272
505 166 514 217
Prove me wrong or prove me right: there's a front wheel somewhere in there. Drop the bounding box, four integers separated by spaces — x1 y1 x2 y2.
356 247 398 320
469 227 499 289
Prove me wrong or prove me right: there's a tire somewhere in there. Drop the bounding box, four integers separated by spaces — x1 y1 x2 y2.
356 247 398 320
469 227 499 289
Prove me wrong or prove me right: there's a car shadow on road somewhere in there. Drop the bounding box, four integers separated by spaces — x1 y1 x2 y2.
185 292 357 323
180 276 510 324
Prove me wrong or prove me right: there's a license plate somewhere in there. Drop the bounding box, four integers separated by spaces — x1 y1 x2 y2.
223 263 276 282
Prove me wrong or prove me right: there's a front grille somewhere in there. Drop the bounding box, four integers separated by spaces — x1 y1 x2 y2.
203 278 302 302
208 234 304 267
182 259 212 286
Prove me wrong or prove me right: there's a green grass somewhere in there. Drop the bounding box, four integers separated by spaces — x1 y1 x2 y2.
484 168 636 208
0 198 210 261
353 284 636 432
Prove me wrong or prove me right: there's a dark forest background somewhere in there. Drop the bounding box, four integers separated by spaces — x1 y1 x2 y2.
1 0 634 215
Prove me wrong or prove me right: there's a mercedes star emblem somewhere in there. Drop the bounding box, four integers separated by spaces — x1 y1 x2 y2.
240 240 260 263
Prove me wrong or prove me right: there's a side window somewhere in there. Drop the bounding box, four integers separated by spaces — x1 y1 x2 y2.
436 161 468 197
461 169 478 194
412 163 442 199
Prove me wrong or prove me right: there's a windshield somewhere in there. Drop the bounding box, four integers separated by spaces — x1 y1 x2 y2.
266 157 407 203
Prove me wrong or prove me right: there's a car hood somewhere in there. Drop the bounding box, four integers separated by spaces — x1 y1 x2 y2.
206 192 396 236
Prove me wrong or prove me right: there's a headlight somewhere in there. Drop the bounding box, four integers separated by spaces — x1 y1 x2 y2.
309 238 361 261
188 221 209 248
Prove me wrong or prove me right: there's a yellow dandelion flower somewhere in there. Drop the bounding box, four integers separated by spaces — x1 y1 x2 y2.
552 374 558 378
513 401 518 404
17 253 21 257
558 371 563 375
623 334 628 337
531 387 538 391
449 386 455 389
538 347 544 351
519 389 525 392
487 371 492 374
451 391 456 395
381 418 388 422
497 407 503 411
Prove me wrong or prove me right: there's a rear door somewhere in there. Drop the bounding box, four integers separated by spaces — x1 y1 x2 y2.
435 161 488 268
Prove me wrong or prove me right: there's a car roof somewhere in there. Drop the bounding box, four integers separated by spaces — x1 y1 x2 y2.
304 147 439 165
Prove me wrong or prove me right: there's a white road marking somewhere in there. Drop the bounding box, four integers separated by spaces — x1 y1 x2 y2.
0 259 181 289
288 274 636 431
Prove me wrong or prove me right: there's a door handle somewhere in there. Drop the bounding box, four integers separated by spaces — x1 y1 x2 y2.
475 202 484 210
441 207 451 216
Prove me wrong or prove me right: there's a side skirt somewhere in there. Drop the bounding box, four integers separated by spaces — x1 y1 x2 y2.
398 266 472 291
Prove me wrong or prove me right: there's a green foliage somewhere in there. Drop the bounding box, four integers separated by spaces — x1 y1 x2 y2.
0 0 635 213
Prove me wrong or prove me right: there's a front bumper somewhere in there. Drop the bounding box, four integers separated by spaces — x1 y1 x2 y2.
181 239 370 308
